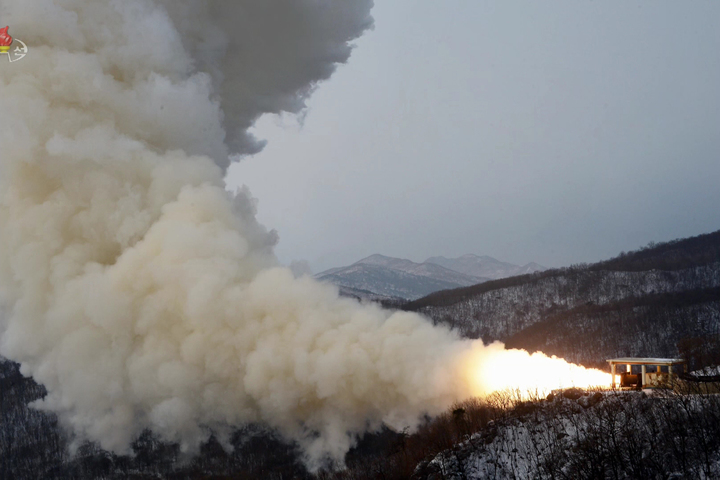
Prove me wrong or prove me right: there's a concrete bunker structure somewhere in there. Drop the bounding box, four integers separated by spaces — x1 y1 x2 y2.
607 357 686 389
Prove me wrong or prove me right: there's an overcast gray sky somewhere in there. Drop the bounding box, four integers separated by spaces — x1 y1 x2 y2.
225 0 720 273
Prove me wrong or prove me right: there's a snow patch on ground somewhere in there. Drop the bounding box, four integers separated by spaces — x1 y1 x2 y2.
417 390 720 480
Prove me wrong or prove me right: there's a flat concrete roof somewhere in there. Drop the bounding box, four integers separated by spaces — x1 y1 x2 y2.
607 357 685 365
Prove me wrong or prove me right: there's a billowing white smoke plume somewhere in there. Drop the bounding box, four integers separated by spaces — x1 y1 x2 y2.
0 0 607 469
0 0 488 466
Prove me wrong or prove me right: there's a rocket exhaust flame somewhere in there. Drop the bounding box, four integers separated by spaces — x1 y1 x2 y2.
0 1 609 469
471 346 611 397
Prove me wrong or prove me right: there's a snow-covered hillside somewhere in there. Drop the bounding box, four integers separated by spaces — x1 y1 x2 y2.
413 264 720 340
415 389 720 480
406 231 720 367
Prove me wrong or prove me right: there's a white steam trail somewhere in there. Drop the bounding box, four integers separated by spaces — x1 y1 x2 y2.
0 0 607 468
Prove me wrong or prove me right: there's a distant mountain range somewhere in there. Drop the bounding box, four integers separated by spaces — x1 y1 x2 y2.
316 253 546 300
425 254 546 280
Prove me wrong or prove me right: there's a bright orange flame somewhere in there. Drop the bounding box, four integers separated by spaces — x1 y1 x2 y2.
469 346 611 397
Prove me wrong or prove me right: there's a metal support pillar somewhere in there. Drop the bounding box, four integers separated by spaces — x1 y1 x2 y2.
641 365 647 388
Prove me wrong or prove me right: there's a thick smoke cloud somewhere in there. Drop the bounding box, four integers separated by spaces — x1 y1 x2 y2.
161 1 375 164
0 1 615 468
0 0 489 467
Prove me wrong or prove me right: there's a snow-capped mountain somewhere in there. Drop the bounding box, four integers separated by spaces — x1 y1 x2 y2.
425 254 546 280
316 254 490 300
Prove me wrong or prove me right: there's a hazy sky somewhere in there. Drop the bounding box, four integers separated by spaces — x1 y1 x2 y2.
226 1 720 273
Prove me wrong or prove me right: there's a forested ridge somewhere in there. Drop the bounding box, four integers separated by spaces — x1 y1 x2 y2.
405 230 720 311
403 230 720 367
